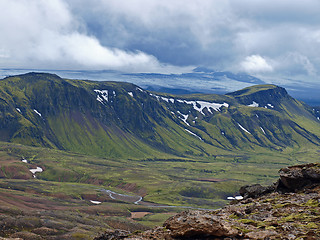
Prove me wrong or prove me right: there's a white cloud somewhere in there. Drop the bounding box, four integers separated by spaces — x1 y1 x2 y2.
240 55 273 73
0 0 187 73
1 0 320 80
275 52 317 76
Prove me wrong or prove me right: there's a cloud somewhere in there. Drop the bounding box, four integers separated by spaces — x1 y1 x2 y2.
240 55 273 73
276 52 317 76
1 0 320 80
0 0 189 73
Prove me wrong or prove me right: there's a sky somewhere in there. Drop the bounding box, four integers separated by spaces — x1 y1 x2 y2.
1 0 320 87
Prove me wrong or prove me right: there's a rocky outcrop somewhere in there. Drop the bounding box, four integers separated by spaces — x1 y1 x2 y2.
95 163 320 239
278 163 320 191
239 183 275 199
94 229 130 240
240 163 320 198
163 210 239 238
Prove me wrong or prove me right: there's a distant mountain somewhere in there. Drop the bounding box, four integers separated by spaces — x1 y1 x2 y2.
2 68 320 106
0 72 320 158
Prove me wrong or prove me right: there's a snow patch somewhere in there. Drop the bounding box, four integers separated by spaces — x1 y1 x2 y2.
185 129 203 141
161 97 169 102
237 123 251 134
94 90 109 103
177 111 189 126
227 196 244 200
260 127 266 134
96 95 104 103
149 93 160 101
30 167 43 174
33 109 42 117
21 159 28 163
90 200 102 204
183 100 229 115
248 101 259 107
160 96 174 103
128 92 133 97
30 166 43 178
317 117 320 121
136 87 144 92
16 108 21 113
267 103 274 108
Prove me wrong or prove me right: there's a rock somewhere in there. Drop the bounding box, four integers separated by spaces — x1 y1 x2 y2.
0 237 23 240
245 230 278 239
94 229 130 240
31 227 58 236
163 210 239 238
279 163 320 191
10 231 42 240
239 184 274 199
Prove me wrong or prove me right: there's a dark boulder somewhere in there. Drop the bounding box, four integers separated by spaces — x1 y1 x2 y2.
278 163 320 191
239 184 275 199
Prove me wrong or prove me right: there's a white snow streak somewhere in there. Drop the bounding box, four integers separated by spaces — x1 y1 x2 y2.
260 127 266 134
16 108 21 113
184 129 203 141
128 92 133 97
136 87 144 92
177 111 189 126
33 109 42 117
90 200 102 204
237 123 251 134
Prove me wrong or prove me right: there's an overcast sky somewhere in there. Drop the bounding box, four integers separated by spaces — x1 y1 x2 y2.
1 0 320 84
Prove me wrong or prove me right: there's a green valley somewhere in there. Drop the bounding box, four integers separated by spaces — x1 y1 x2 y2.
1 72 320 239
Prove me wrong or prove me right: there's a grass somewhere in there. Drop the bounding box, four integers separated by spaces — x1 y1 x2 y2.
1 133 320 239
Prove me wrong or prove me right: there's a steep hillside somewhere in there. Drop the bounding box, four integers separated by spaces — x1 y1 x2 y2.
0 72 320 158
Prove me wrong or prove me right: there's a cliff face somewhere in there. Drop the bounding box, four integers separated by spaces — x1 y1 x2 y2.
96 163 320 240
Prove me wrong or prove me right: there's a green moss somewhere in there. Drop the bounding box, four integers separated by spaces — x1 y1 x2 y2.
265 226 276 230
234 226 250 234
303 199 320 207
306 222 318 229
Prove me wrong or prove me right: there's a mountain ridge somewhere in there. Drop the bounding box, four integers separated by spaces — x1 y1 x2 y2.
1 72 320 158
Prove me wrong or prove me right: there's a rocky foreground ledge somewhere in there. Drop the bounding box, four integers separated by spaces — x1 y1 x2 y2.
95 163 320 240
